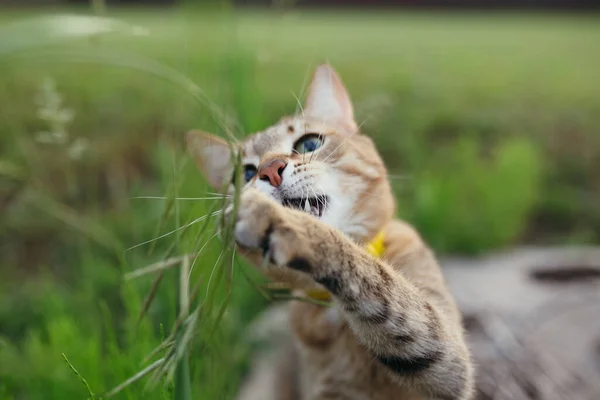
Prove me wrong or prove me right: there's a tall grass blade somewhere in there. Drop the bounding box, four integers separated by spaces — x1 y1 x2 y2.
174 256 192 400
125 254 192 280
62 353 95 399
136 270 166 327
103 357 165 398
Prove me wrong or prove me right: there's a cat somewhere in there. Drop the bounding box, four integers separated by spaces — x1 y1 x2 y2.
186 64 474 400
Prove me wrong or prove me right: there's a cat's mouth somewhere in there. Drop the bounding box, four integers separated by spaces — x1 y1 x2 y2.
282 196 328 218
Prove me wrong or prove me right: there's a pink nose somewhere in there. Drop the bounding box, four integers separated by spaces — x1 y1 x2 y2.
258 159 287 187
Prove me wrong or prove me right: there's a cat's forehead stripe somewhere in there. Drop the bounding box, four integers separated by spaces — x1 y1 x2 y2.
249 130 279 156
243 122 290 157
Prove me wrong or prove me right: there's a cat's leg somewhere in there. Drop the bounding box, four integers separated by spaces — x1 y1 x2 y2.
233 189 474 400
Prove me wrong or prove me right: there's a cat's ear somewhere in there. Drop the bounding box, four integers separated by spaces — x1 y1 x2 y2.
186 130 233 189
304 64 356 130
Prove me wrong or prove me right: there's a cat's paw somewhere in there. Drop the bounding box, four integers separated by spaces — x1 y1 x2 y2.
232 188 277 250
233 188 302 267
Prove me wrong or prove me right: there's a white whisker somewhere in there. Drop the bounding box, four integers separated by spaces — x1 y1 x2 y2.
316 184 329 211
294 62 314 116
291 90 309 164
320 118 370 164
318 190 326 210
308 131 324 165
310 186 320 208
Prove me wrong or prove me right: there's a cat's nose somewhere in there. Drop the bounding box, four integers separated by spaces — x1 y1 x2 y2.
258 159 287 187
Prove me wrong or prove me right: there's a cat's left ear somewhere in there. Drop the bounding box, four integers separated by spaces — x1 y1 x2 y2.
186 130 233 189
304 64 357 130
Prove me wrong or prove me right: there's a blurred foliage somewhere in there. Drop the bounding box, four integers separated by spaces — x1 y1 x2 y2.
406 137 542 254
0 8 599 400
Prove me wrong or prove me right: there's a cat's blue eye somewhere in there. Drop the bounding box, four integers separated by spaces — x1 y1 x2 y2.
293 134 323 154
243 165 257 182
231 165 257 185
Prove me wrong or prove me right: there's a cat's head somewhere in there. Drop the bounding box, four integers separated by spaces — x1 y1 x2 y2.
187 64 395 242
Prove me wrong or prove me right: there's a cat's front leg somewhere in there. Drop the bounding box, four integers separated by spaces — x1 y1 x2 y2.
232 188 473 400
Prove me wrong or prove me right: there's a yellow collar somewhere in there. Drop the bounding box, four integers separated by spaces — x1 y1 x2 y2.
304 231 386 303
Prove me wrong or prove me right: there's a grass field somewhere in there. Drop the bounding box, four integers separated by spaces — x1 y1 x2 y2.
1 7 599 399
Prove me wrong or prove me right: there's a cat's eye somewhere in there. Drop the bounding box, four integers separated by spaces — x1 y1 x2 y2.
232 164 257 185
293 134 323 154
243 165 257 183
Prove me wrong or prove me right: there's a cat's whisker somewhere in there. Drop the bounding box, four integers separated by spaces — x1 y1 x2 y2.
291 90 309 164
125 210 221 252
304 186 313 213
309 131 325 165
309 186 317 201
320 117 370 164
300 187 306 210
294 62 314 117
310 186 323 210
315 184 329 211
291 90 304 120
290 86 317 165
307 186 315 207
319 188 327 210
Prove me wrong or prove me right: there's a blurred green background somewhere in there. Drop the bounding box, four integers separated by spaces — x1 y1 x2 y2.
1 4 599 399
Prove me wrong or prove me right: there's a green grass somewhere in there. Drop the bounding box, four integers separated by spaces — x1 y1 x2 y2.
0 7 599 399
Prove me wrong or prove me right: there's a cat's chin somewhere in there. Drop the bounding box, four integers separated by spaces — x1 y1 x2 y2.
282 195 329 219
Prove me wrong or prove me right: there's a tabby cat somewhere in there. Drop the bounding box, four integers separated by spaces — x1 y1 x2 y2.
187 64 474 400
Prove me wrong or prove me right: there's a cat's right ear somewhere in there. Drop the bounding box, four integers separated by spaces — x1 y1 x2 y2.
186 130 233 189
304 64 357 130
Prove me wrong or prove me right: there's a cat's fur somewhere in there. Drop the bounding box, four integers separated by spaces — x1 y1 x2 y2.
187 65 474 400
